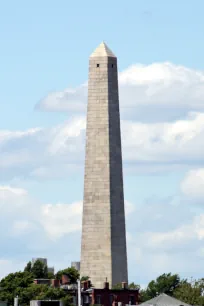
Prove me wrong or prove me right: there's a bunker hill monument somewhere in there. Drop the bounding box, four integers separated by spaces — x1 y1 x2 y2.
80 42 128 288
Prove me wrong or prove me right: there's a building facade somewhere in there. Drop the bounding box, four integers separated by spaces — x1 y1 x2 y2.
80 281 139 306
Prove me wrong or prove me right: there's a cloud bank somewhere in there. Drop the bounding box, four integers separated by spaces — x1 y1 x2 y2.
37 62 204 122
1 112 204 179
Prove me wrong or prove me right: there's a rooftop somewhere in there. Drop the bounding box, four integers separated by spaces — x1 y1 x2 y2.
90 42 116 58
140 293 191 306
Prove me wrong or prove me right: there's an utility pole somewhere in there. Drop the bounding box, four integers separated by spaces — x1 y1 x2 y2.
77 279 81 306
14 296 18 306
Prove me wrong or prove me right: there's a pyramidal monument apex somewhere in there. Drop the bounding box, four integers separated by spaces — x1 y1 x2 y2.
80 42 128 289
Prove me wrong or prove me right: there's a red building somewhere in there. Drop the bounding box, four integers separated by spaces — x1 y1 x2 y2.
81 281 139 306
33 277 139 306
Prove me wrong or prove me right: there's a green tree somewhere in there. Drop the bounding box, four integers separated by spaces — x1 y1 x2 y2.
43 265 48 278
80 276 93 288
24 261 32 273
55 267 79 283
0 271 34 305
18 284 48 306
32 260 48 279
35 286 66 299
61 295 73 306
19 284 72 306
81 276 90 282
174 279 204 306
34 286 72 306
129 282 140 290
144 273 181 300
0 271 72 306
112 283 122 289
48 272 55 279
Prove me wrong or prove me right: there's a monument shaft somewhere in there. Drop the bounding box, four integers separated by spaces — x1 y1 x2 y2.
80 43 128 288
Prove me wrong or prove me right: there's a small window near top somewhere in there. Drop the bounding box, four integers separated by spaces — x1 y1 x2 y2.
112 64 114 68
97 64 100 67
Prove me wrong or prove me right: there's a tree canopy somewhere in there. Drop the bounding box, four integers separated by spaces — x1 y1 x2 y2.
173 279 204 306
0 263 77 306
1 265 204 306
140 273 204 305
108 273 204 305
0 271 34 306
24 260 48 279
141 273 180 301
80 276 90 282
55 267 79 283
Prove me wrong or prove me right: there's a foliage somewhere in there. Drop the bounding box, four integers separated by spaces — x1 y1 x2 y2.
31 260 48 279
128 282 140 289
140 274 204 305
48 272 55 279
1 264 204 306
0 269 72 306
24 261 32 273
18 284 48 306
55 267 79 284
0 271 34 305
35 286 72 301
112 282 140 290
19 285 72 306
173 278 204 306
80 276 93 287
60 295 73 306
141 273 180 301
81 276 90 282
112 283 123 289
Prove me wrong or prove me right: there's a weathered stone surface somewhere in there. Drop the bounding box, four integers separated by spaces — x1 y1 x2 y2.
80 42 128 288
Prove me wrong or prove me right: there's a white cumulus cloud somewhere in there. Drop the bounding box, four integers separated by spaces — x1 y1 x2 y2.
2 112 204 179
181 168 204 199
37 62 204 122
41 201 83 240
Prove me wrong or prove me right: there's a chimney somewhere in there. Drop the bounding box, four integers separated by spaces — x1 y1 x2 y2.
52 279 60 288
121 282 128 289
104 281 109 289
83 281 88 291
61 274 70 285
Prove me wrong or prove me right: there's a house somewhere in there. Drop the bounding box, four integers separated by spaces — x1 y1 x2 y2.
33 276 139 306
139 293 191 306
80 281 139 306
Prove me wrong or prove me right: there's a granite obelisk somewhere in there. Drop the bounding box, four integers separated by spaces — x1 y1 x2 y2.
80 42 128 288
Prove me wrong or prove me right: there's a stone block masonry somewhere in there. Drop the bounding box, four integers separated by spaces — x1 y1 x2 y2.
80 42 128 288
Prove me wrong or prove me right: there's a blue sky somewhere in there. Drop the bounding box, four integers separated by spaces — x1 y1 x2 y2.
1 0 204 286
2 0 204 129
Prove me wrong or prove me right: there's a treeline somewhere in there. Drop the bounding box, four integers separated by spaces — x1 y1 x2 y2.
0 260 79 306
0 264 204 306
113 273 204 305
140 273 204 305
